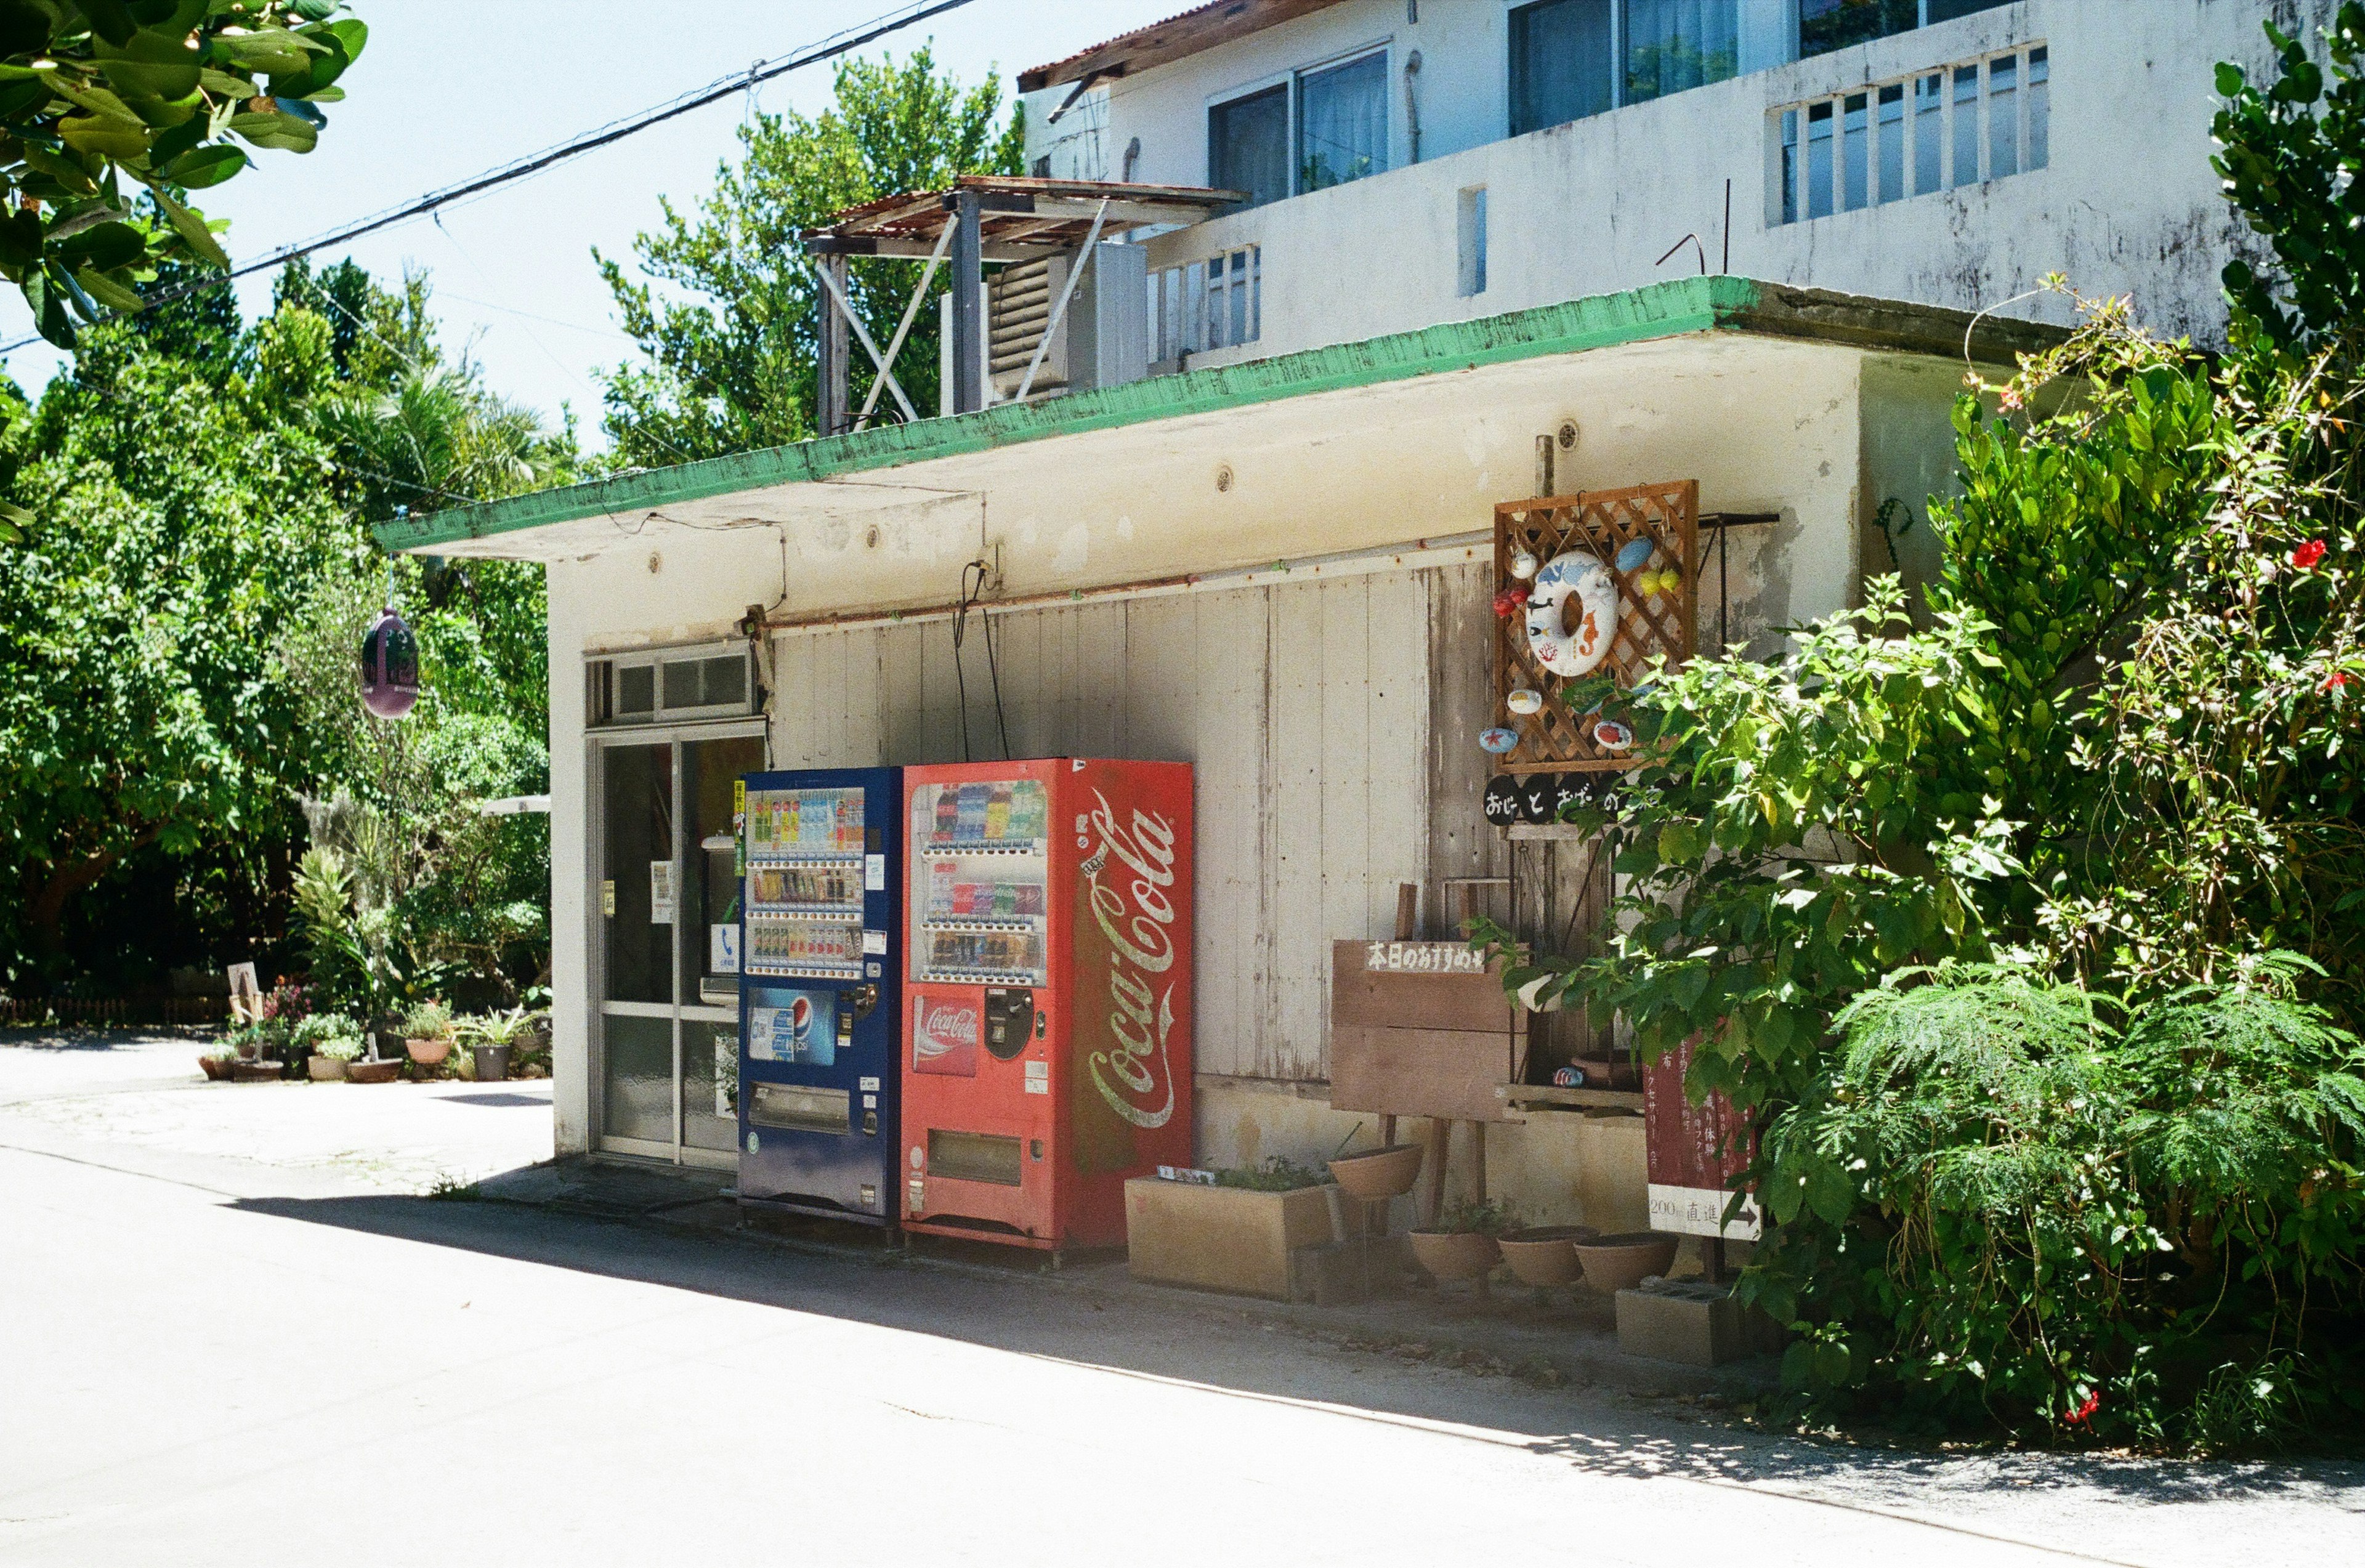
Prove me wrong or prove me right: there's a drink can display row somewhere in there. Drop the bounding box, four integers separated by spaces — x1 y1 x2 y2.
751 790 864 854
924 781 1048 845
748 919 860 969
924 929 1043 976
750 864 862 908
924 863 1045 920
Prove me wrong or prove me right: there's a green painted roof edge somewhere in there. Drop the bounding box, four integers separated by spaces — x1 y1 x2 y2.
384 273 2071 557
376 274 1761 554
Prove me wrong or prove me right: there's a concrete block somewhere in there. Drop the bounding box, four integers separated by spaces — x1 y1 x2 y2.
1614 1279 1779 1366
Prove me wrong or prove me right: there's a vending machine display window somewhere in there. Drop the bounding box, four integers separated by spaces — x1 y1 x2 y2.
908 778 1049 986
744 785 869 982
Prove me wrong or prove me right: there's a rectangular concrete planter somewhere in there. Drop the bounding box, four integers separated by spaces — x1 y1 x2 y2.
1124 1178 1357 1301
1615 1279 1785 1366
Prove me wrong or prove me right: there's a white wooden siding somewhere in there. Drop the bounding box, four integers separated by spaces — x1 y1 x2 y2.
769 562 1505 1083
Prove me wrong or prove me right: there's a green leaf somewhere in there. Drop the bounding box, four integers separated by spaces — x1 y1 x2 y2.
0 498 31 545
228 109 317 154
147 183 226 268
55 218 144 270
76 0 140 47
157 143 248 188
59 115 152 161
73 264 143 312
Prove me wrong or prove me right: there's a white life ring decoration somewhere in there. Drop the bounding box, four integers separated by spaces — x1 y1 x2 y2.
1523 551 1619 677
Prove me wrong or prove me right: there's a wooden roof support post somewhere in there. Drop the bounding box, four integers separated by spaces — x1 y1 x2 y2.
815 253 851 438
948 187 984 416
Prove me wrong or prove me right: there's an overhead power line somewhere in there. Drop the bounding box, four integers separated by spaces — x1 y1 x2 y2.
0 0 980 354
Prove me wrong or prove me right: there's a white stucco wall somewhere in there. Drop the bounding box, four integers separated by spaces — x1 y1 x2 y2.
1035 0 2315 351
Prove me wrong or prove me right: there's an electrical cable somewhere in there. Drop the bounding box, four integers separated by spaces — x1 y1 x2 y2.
951 556 1011 763
0 0 981 355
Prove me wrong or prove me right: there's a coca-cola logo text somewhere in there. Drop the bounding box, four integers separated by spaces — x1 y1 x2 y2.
917 1003 978 1054
1082 788 1179 1129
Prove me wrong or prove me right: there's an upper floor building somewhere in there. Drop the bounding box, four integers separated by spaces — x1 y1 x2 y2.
1017 0 2314 375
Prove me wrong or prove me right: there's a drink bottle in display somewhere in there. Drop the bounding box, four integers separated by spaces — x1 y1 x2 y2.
933 787 958 842
985 782 1010 840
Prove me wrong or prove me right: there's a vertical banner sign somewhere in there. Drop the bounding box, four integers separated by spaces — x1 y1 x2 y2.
1069 765 1191 1176
1644 1037 1762 1240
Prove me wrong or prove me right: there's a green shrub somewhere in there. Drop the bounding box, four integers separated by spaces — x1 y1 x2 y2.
1213 1156 1329 1192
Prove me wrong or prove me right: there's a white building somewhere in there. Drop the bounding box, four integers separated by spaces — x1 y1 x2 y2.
380 0 2310 1239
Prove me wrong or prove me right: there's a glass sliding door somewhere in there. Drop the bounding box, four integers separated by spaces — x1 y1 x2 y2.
679 734 762 1158
594 724 763 1166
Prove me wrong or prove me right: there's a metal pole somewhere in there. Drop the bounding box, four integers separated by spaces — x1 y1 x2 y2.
950 188 983 414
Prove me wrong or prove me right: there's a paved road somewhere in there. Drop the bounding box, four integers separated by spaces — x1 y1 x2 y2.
4 1034 2363 1567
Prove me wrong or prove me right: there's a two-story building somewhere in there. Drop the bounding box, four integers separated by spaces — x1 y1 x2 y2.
378 1 2321 1243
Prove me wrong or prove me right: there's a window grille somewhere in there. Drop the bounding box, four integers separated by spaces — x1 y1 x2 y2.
1773 42 2045 225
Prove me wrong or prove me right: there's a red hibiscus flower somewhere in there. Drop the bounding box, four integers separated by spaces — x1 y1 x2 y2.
2326 670 2352 691
2292 539 2328 570
2064 1391 2100 1426
1492 586 1529 620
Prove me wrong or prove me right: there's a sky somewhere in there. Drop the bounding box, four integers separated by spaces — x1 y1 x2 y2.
0 0 1183 446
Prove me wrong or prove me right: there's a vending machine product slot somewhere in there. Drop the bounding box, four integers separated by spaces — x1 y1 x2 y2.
751 1083 852 1136
927 1129 1023 1186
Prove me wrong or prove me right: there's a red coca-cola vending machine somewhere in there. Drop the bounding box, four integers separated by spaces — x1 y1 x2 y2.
900 758 1193 1251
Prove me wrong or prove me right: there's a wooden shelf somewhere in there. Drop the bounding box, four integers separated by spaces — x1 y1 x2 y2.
1495 1083 1644 1112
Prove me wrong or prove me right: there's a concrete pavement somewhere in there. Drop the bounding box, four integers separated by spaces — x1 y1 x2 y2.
3 1032 2362 1567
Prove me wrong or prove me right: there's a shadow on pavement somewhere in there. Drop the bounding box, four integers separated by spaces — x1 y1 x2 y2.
226 1184 2365 1509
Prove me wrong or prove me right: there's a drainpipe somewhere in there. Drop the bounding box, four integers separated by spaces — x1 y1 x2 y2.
1404 49 1422 165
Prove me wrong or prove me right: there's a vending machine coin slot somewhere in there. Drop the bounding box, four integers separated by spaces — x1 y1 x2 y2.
984 987 1032 1061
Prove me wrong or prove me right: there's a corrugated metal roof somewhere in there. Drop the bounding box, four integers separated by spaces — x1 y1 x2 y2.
1018 0 1350 94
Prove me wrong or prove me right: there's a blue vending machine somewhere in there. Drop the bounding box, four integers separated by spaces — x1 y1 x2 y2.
735 767 902 1226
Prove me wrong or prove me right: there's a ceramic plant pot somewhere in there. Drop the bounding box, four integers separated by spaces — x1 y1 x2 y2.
307 1055 347 1082
1572 1231 1680 1295
199 1056 230 1081
230 1061 282 1083
406 1037 451 1067
472 1043 511 1083
1409 1229 1503 1283
1327 1144 1425 1203
1497 1225 1601 1288
346 1058 402 1084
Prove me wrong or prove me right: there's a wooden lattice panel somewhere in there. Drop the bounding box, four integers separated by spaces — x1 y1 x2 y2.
1493 480 1698 775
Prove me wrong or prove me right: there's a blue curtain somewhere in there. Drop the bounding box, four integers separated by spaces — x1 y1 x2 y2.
1624 0 1739 104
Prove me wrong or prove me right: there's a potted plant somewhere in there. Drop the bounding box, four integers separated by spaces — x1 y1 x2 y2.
1409 1197 1514 1283
458 1006 537 1083
400 1000 456 1069
1123 1157 1360 1300
198 1041 240 1081
294 1014 363 1081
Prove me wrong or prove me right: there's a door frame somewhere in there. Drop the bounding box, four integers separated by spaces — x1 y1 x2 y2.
588 717 767 1166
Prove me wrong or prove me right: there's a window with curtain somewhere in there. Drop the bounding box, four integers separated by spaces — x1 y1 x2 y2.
1297 51 1388 192
1510 0 1614 136
1624 0 1739 105
1208 83 1289 210
1801 0 2013 59
1800 0 1915 57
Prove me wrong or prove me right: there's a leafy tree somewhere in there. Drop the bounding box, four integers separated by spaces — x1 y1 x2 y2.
0 319 341 976
0 258 563 998
0 1 368 349
597 46 1022 467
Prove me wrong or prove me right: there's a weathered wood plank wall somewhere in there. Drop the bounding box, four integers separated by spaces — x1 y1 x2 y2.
767 560 1598 1085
